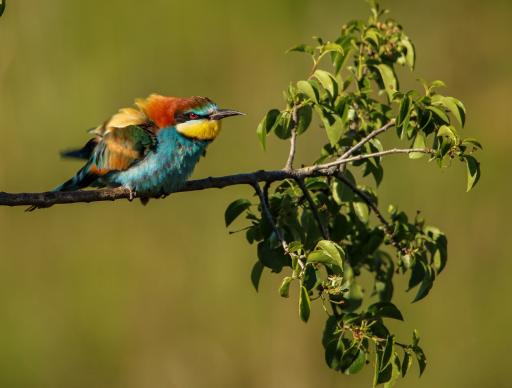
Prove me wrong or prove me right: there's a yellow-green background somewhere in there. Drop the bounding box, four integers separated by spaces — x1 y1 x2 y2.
0 1 510 387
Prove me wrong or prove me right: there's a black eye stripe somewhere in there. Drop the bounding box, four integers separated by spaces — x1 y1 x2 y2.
175 111 210 124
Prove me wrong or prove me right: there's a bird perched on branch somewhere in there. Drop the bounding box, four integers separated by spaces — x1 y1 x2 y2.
31 94 243 209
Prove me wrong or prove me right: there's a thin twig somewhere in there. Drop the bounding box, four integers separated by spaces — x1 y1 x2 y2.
296 178 330 240
316 147 433 171
284 106 299 170
252 182 288 252
335 172 406 254
338 119 396 160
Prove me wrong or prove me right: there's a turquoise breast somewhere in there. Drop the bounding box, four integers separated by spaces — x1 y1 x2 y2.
107 127 209 196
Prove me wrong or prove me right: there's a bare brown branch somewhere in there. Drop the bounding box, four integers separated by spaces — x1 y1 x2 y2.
0 147 433 208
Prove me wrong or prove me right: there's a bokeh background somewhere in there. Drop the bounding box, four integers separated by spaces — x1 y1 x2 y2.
0 0 510 387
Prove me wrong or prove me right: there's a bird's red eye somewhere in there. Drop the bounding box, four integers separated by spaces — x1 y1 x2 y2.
189 113 199 120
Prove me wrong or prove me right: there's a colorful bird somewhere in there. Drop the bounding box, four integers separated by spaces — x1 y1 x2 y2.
39 94 243 207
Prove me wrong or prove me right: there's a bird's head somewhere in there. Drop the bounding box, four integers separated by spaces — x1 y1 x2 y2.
137 94 244 141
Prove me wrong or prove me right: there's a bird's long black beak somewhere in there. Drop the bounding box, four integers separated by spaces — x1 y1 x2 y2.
210 109 245 120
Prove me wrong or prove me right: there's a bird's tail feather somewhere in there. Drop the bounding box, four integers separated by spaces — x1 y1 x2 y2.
60 139 98 160
53 164 96 192
26 164 96 212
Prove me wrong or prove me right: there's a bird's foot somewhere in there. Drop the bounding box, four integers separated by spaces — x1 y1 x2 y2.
127 188 137 201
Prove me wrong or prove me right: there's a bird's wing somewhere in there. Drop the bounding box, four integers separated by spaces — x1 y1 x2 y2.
89 124 156 175
64 106 157 175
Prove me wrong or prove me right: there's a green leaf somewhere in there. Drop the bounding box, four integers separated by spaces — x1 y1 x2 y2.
413 345 427 376
408 261 426 291
396 95 411 137
303 264 318 291
437 124 458 142
368 302 404 321
274 111 292 139
299 285 311 322
380 336 395 370
251 261 264 292
297 80 319 103
279 276 293 298
333 171 356 203
427 105 449 124
462 138 483 150
256 109 280 150
465 155 481 192
430 80 446 90
327 115 344 146
224 199 251 226
401 351 413 377
376 357 393 385
316 107 345 146
345 349 366 375
354 201 370 223
384 355 401 388
0 0 5 17
322 42 344 54
287 44 315 55
432 95 466 127
413 267 434 303
409 132 426 159
412 329 420 347
401 37 415 69
364 27 382 47
375 64 398 100
313 69 338 98
308 240 345 271
287 241 303 253
296 105 313 134
307 251 338 271
333 46 354 74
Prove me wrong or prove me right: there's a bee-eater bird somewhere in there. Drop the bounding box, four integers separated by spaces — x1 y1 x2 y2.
44 94 243 206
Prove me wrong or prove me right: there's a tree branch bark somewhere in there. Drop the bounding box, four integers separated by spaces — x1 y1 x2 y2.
0 147 433 209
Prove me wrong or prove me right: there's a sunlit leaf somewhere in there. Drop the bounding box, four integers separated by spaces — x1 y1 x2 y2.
375 64 398 100
432 95 466 127
354 201 370 223
427 105 449 124
409 132 426 159
307 240 345 272
313 69 338 98
322 42 344 54
297 80 319 103
279 276 293 297
401 37 415 69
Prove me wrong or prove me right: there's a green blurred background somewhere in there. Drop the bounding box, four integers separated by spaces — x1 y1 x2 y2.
0 0 510 387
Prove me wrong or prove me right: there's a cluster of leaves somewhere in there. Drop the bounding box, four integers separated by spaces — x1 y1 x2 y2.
227 1 481 386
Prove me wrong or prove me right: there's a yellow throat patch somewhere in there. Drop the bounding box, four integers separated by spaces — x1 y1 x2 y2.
176 119 222 141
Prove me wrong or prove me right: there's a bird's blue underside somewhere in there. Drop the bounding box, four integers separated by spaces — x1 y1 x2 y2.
100 126 209 196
